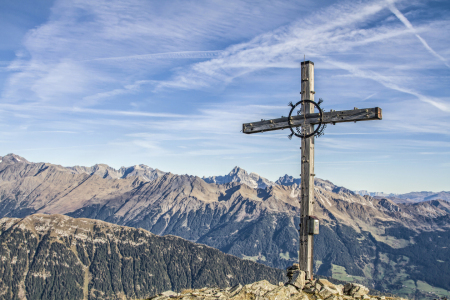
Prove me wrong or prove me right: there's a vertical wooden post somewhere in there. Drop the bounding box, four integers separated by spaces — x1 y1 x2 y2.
299 60 315 279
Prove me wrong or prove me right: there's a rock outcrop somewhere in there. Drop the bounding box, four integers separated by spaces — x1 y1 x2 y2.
203 166 275 189
146 278 407 300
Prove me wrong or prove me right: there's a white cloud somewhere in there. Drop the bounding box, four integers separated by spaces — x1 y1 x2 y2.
155 0 405 90
0 103 185 118
1 0 449 192
1 0 312 105
89 50 223 62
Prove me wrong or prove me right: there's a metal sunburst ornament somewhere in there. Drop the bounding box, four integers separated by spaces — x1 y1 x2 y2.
287 98 326 140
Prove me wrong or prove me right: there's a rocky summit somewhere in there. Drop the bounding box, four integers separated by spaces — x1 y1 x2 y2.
146 276 406 300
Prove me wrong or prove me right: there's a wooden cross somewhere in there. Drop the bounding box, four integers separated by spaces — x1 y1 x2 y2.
242 61 382 279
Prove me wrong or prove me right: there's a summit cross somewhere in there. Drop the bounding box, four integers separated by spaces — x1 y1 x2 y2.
242 60 382 280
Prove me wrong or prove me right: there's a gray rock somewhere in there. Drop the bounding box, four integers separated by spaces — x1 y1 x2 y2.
228 283 243 296
335 284 344 296
245 280 278 297
161 290 177 297
319 286 334 299
265 285 299 299
345 283 369 297
292 271 306 290
303 287 316 294
148 279 401 300
317 279 340 295
344 283 353 294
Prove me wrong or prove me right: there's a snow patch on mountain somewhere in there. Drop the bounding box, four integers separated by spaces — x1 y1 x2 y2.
0 153 29 165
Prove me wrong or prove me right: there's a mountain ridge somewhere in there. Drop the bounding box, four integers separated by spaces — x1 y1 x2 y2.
2 153 448 201
0 213 284 300
1 153 450 299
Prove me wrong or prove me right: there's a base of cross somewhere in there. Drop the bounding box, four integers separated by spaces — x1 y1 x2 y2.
286 263 300 283
286 263 307 290
285 264 376 299
286 262 314 287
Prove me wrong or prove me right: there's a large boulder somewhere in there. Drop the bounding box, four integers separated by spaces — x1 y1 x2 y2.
292 271 306 290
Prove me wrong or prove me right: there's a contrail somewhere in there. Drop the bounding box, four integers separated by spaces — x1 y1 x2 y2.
387 1 450 68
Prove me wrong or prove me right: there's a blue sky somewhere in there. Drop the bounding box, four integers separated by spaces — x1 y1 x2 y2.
0 0 449 193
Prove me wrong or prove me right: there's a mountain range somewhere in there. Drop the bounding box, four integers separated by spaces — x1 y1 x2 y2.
0 214 283 300
1 153 449 299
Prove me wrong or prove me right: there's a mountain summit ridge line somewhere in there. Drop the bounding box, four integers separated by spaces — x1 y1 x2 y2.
1 152 450 299
1 153 447 201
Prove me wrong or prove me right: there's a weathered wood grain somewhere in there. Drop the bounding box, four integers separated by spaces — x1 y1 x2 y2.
299 61 315 279
241 60 383 280
242 107 382 134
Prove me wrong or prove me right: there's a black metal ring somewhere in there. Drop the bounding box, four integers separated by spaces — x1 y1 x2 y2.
288 100 323 139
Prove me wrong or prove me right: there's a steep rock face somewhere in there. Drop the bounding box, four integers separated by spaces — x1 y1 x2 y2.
0 159 142 217
203 167 275 189
0 214 284 300
375 198 401 212
67 164 124 179
275 174 301 186
66 175 303 270
0 154 29 165
1 156 450 299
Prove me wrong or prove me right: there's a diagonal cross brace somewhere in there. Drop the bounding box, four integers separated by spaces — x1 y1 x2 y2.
243 107 382 134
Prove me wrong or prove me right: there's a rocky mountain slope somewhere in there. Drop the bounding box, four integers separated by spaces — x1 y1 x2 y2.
0 154 449 299
67 163 165 182
0 214 284 300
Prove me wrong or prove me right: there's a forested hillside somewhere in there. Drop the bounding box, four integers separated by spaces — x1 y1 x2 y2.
0 214 284 300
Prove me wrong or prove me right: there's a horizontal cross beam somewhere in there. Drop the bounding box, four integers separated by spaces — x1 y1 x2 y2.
243 107 382 134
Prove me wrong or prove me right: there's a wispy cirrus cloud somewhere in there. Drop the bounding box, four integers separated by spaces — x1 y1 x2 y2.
155 0 404 90
1 0 449 192
89 50 223 62
151 0 450 118
319 57 450 113
1 0 309 105
0 103 185 118
386 0 450 68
